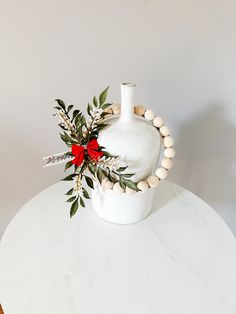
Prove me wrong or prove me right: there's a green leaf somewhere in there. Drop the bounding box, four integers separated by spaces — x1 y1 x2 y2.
80 197 85 207
55 99 66 111
65 161 73 171
60 133 68 142
102 169 108 177
76 125 83 139
96 167 103 183
99 86 109 106
122 179 139 191
95 123 109 132
117 166 128 172
88 163 96 175
84 175 94 189
60 133 67 143
67 196 77 203
101 103 112 109
119 180 126 189
83 188 90 199
61 132 78 145
74 114 82 126
93 96 98 107
67 105 73 113
108 172 115 182
79 162 87 174
100 112 111 118
62 174 76 181
122 173 134 178
87 103 93 116
72 109 80 122
65 188 74 195
58 123 67 131
81 115 86 125
54 105 62 110
70 199 79 218
102 151 114 157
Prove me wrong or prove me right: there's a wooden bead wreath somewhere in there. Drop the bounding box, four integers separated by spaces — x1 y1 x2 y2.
43 87 175 217
102 104 175 195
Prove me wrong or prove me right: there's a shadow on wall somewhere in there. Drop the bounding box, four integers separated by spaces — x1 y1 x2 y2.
171 104 236 234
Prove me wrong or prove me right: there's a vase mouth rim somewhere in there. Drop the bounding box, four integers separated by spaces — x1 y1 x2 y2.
121 82 136 87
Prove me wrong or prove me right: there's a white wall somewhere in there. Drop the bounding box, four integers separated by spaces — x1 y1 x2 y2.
0 0 235 236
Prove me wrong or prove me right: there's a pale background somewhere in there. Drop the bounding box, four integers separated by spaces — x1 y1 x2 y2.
0 0 235 237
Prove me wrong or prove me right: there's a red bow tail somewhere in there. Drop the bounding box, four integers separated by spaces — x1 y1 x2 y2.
87 139 104 160
71 145 85 166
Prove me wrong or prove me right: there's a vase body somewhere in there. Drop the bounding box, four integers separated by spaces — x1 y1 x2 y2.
91 83 161 224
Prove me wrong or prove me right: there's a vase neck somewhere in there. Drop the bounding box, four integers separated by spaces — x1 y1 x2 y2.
119 82 135 122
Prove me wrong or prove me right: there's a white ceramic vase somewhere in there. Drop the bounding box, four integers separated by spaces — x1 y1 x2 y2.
91 83 161 224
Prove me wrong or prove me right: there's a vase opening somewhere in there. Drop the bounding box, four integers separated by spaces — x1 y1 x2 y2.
121 82 136 87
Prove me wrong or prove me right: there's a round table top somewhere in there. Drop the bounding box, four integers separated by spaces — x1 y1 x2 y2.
0 181 236 314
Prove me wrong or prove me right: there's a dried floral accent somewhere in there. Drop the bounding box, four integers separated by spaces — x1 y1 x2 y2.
43 152 73 167
86 107 103 130
98 156 122 172
73 175 83 195
57 110 76 135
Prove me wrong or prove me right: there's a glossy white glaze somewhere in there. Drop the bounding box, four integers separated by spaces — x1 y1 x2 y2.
91 83 161 224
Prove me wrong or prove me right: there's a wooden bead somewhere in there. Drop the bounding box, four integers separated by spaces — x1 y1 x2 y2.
144 109 155 121
134 105 145 116
161 157 173 170
112 182 124 194
155 167 168 180
164 147 176 158
137 180 149 192
163 136 174 148
159 126 170 137
147 175 160 188
112 104 121 115
125 186 137 195
153 116 164 128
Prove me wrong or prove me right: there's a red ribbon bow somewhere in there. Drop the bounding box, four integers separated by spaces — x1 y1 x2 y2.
71 139 103 166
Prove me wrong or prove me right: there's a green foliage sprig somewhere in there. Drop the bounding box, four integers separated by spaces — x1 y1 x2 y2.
54 87 139 217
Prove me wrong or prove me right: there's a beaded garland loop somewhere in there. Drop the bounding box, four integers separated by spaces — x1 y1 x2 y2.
43 87 175 217
102 104 175 195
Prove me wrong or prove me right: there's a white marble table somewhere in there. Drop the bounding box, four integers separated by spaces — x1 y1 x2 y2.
0 181 236 314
